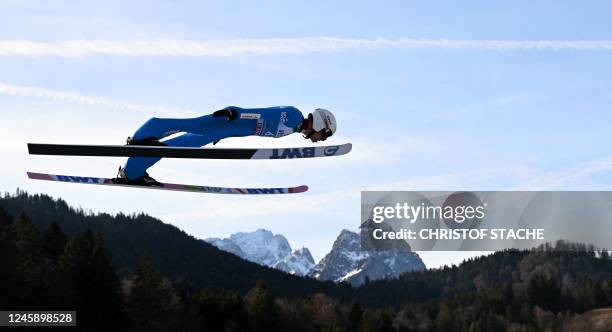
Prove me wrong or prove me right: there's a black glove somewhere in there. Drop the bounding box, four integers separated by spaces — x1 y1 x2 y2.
213 108 238 122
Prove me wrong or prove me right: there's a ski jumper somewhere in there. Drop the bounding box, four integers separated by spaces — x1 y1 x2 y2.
122 106 305 179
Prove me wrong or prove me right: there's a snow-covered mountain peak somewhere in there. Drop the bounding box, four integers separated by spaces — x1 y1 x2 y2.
310 230 425 286
227 228 291 266
206 229 313 276
336 229 360 248
293 247 313 258
207 229 426 284
273 247 315 276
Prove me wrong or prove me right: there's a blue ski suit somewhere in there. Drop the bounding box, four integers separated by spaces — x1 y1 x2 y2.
123 106 305 179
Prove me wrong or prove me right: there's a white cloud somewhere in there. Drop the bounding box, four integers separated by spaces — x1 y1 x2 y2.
0 81 197 116
520 156 612 190
0 38 611 57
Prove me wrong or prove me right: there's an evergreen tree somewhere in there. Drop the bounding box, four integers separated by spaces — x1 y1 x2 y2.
435 305 454 331
13 211 43 258
12 211 48 308
348 300 363 332
89 231 126 331
42 221 68 262
0 206 17 309
593 281 606 307
198 289 247 332
244 280 277 332
527 273 560 313
0 206 11 229
606 274 612 306
359 309 393 332
59 229 125 331
125 256 172 332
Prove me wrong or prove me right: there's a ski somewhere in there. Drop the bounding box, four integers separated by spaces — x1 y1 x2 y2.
27 143 352 159
26 172 308 194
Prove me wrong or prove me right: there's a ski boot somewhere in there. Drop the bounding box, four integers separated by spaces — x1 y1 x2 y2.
125 136 168 146
112 166 162 187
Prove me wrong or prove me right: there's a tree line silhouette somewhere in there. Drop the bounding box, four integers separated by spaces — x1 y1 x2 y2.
1 190 612 331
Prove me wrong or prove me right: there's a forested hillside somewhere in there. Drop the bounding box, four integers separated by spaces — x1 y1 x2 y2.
2 190 611 331
0 190 352 299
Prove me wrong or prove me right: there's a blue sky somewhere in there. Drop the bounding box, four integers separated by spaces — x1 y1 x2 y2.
1 1 611 268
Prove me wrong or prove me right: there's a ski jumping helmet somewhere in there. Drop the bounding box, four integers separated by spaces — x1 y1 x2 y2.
310 108 337 138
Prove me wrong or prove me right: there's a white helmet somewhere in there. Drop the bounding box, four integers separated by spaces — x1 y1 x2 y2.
310 108 337 137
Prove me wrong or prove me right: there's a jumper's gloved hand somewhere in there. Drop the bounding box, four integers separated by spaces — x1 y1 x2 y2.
213 108 238 122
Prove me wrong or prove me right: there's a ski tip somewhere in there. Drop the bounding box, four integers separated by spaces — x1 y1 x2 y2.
26 172 52 180
26 143 44 155
291 185 309 193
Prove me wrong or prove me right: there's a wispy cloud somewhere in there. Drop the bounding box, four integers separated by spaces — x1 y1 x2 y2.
520 156 612 190
0 81 197 116
1 38 611 57
0 81 407 168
